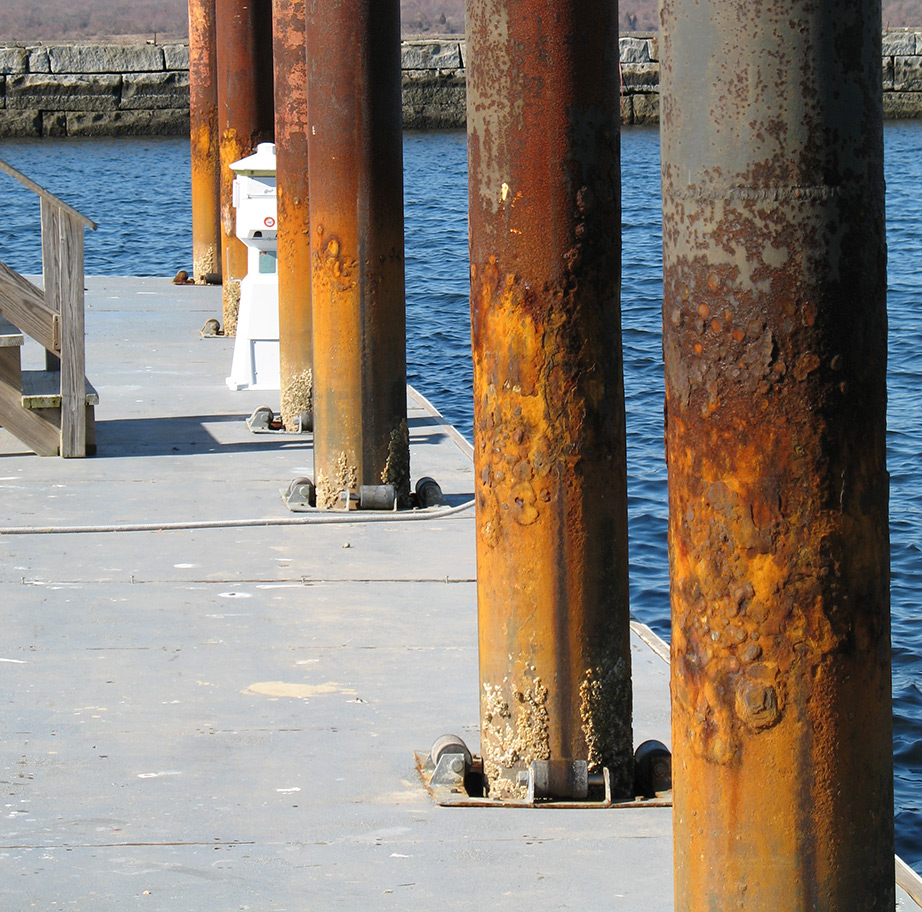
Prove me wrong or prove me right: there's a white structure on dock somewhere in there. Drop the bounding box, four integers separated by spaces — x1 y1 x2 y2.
226 142 280 392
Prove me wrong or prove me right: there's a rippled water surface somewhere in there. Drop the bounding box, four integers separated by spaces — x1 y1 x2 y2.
1 125 920 870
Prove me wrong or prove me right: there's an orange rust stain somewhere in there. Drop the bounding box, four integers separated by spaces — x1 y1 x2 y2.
272 0 312 413
793 351 821 381
473 263 632 795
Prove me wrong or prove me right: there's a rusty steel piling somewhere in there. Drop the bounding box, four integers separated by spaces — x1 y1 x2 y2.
188 0 221 284
466 0 633 799
660 1 893 908
306 0 409 508
271 0 312 430
214 0 274 333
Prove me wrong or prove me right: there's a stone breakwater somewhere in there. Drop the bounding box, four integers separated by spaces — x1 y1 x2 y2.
0 31 920 137
0 44 191 137
618 29 922 124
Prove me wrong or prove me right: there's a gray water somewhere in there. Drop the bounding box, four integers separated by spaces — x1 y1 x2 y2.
0 126 920 870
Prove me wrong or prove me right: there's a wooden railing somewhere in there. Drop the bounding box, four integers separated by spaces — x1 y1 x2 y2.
0 157 98 457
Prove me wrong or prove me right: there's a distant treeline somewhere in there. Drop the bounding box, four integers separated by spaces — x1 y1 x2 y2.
0 0 918 42
0 0 190 41
0 0 461 40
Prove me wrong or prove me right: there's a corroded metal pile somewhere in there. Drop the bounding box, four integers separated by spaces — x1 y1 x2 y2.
660 1 893 907
466 0 633 800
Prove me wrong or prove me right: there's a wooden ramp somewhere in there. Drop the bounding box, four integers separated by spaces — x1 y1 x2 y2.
0 157 98 456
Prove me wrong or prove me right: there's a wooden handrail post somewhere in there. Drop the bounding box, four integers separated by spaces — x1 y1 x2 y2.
0 155 95 458
58 210 86 458
40 199 62 372
41 199 87 458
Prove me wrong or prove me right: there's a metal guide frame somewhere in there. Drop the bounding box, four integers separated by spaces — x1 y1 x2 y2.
415 751 672 810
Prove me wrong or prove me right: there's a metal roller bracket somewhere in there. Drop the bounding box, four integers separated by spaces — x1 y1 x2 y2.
280 477 315 511
416 748 672 809
414 476 446 508
358 484 397 511
246 406 310 435
246 405 280 433
633 739 672 799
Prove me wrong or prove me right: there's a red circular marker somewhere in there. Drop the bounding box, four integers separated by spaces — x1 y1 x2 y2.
264 216 276 228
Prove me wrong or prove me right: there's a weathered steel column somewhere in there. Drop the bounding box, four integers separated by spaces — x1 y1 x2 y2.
467 0 633 799
272 0 312 430
306 0 409 508
660 1 893 908
187 0 221 284
215 0 274 333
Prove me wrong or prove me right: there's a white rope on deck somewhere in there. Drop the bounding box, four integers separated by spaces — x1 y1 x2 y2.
0 498 476 535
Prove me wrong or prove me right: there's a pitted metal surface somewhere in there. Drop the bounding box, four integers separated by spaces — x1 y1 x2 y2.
272 0 313 433
467 0 633 799
660 0 893 908
188 0 221 286
214 0 274 330
306 0 410 509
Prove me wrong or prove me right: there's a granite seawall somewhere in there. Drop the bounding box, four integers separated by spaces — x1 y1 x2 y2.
0 31 920 137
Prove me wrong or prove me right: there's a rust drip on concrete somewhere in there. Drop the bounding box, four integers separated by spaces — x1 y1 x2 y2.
660 0 893 908
271 0 312 431
467 0 633 799
214 0 274 331
188 0 221 284
306 0 409 509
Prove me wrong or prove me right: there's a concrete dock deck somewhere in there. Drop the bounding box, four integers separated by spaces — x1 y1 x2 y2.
0 278 918 910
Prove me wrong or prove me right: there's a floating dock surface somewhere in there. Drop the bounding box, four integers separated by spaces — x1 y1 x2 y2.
0 278 918 910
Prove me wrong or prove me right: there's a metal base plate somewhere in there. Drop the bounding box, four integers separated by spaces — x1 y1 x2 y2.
415 751 672 809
